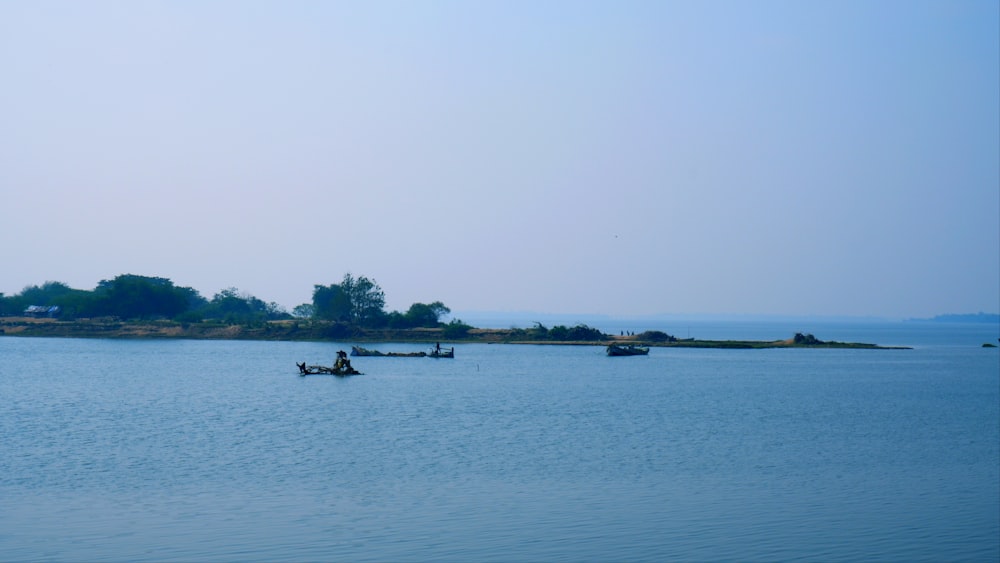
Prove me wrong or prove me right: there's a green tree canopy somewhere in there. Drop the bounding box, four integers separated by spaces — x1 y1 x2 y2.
18 281 74 305
313 273 386 327
91 274 192 319
343 273 386 327
312 283 351 322
403 301 451 327
4 281 88 317
200 287 287 323
292 303 315 318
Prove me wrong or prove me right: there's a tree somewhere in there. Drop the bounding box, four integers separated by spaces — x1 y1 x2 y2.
264 301 289 320
529 322 549 339
7 281 88 318
638 330 675 342
404 301 451 327
428 301 450 322
313 274 386 326
18 281 74 305
549 325 569 341
565 324 605 341
0 292 19 316
442 318 473 339
292 304 315 318
200 287 284 323
384 311 407 328
793 332 822 345
91 274 190 319
176 285 209 312
342 273 386 327
312 284 351 321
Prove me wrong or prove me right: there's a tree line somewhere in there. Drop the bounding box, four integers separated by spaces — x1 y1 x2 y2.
0 273 668 341
0 273 460 330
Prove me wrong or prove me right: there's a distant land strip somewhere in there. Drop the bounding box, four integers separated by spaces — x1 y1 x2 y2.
0 317 911 349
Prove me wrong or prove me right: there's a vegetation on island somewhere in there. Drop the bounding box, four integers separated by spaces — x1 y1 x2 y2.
0 273 456 329
0 273 909 349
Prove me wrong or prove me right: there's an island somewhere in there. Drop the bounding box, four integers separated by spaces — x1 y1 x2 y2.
0 317 910 349
0 274 911 349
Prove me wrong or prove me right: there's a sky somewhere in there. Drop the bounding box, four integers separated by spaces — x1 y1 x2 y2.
1 0 998 320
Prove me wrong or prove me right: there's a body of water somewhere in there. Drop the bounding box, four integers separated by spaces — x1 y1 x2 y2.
1 321 997 561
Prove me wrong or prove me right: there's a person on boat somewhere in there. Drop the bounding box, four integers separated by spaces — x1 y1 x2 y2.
435 342 441 353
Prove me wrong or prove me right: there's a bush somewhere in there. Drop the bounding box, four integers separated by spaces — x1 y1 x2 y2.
793 332 823 345
549 325 569 341
565 324 605 341
442 319 473 339
638 330 675 342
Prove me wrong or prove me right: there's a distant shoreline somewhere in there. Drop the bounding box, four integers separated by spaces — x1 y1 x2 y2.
0 317 911 349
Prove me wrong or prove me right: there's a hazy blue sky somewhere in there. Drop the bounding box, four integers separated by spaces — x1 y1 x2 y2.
2 1 997 319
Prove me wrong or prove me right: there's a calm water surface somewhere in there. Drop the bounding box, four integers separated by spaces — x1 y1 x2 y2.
1 322 997 561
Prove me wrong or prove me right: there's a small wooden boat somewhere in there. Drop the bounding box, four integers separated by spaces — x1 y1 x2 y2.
428 344 454 358
296 362 361 376
606 344 649 356
297 350 362 376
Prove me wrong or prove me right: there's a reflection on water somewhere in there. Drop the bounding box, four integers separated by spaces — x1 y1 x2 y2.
1 326 997 561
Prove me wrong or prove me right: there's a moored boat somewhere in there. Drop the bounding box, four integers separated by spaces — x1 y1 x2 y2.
296 362 362 376
606 344 649 356
297 350 362 376
428 343 454 358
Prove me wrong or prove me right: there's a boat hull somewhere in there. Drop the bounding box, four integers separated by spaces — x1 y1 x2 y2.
606 345 649 356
